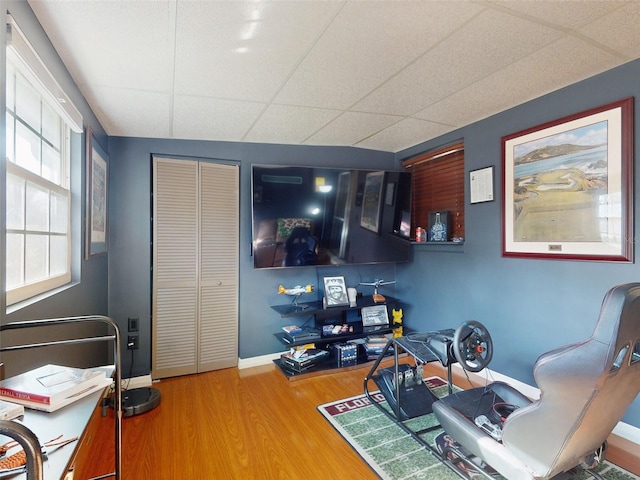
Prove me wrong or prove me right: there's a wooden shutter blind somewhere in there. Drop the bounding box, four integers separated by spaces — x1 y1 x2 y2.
401 142 465 240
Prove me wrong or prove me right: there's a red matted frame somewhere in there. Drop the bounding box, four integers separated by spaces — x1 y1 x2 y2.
502 97 634 262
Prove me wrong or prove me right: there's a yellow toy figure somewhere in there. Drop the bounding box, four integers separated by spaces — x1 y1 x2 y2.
392 308 403 338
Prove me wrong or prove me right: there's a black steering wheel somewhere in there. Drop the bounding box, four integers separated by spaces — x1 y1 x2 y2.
451 320 493 372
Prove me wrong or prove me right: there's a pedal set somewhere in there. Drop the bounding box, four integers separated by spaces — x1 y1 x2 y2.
390 364 424 388
373 363 438 420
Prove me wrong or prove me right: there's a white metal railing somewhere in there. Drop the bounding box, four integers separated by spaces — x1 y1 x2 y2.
0 316 122 480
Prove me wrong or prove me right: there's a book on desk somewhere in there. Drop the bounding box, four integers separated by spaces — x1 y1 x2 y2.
0 399 24 420
0 364 112 413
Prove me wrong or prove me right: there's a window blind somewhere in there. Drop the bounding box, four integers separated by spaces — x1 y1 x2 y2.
402 142 465 240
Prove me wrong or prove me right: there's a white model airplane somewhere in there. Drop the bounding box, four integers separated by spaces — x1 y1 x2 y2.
358 279 396 303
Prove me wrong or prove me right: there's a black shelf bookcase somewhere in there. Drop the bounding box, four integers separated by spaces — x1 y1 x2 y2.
271 296 401 380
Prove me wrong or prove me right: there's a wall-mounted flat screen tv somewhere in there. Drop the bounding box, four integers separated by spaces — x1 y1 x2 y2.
252 165 411 269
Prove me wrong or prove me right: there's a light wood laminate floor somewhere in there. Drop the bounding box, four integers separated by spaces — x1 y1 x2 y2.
74 362 388 479
73 361 640 479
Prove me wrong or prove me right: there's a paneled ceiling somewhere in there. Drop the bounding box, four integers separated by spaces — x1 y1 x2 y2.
28 0 640 153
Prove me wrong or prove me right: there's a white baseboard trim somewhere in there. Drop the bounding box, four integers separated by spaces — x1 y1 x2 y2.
121 374 152 389
612 422 640 445
238 352 283 369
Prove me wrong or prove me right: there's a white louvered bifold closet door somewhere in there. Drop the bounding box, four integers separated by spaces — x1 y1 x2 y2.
152 157 238 379
198 162 239 372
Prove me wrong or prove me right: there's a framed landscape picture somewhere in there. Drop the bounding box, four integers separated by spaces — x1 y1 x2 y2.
502 97 633 262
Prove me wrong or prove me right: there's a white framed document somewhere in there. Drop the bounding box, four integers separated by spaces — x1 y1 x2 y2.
361 305 389 326
470 166 494 204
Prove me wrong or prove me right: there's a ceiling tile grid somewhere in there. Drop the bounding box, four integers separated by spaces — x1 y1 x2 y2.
27 0 640 153
172 1 343 101
172 95 266 142
243 103 341 145
304 111 402 147
413 35 624 129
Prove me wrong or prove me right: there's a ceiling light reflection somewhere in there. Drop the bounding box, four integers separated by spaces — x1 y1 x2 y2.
241 21 259 41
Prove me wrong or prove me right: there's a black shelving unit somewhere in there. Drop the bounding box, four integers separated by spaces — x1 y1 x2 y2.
271 296 401 380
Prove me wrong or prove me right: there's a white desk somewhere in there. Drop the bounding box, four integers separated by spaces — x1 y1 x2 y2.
0 389 105 479
0 316 122 480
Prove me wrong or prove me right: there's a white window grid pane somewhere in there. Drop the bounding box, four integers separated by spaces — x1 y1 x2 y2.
15 72 41 133
25 234 49 283
6 173 25 230
15 120 41 175
5 111 16 167
42 141 61 184
50 234 68 276
50 191 68 234
6 63 15 111
25 181 50 232
6 233 25 289
41 101 61 149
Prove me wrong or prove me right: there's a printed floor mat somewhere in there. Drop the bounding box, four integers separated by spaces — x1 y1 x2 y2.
317 377 639 480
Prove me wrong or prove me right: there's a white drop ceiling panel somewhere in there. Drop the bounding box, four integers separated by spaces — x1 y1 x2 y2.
576 2 640 59
28 1 176 93
85 87 173 139
305 111 401 147
357 117 455 153
172 95 265 142
490 0 625 30
26 0 640 154
243 104 341 145
414 36 624 128
273 1 484 110
173 1 343 101
354 8 563 116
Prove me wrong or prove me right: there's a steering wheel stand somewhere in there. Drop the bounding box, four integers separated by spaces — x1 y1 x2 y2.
364 320 493 418
402 321 493 394
362 321 495 479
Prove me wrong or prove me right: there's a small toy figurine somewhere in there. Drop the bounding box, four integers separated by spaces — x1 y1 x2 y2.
278 284 314 308
392 308 403 338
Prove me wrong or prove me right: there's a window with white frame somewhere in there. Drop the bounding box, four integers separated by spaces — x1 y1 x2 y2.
5 15 82 305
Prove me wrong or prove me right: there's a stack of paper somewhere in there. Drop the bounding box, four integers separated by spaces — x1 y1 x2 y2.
0 364 112 412
0 399 24 420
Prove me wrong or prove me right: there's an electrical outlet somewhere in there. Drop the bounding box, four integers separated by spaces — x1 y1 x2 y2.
127 335 139 349
128 317 139 332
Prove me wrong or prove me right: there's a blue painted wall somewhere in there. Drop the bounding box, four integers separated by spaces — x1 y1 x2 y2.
395 59 640 428
106 137 401 377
